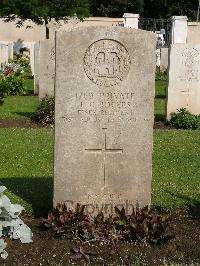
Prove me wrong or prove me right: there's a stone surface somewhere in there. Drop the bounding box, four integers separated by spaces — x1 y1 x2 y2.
171 16 188 44
0 43 8 66
187 22 200 44
34 42 40 95
167 44 200 119
38 40 55 99
160 48 168 71
54 27 155 214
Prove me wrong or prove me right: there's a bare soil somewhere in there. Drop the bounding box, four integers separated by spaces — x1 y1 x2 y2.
0 119 170 130
1 212 200 266
0 119 43 128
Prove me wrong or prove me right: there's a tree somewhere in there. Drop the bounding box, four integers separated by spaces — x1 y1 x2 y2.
0 0 90 39
142 0 198 20
90 0 143 17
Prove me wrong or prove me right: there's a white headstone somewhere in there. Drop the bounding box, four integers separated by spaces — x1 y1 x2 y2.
54 26 156 214
38 40 55 99
167 44 200 119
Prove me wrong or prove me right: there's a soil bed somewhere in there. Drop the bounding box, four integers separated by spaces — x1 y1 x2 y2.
0 119 171 130
1 212 200 266
0 119 43 128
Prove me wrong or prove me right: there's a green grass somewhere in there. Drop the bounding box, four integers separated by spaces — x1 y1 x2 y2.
0 96 38 119
24 78 34 94
154 99 166 122
155 80 166 121
153 129 200 209
0 128 200 215
155 80 167 99
0 128 53 215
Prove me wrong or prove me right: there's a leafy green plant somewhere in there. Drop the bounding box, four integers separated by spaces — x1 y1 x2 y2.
156 68 167 81
0 73 25 96
0 87 5 105
43 203 171 248
32 96 54 126
170 108 200 130
0 186 33 259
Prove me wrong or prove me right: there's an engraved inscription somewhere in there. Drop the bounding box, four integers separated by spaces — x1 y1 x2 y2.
84 39 131 87
181 48 200 66
61 91 138 124
50 47 55 61
178 48 200 98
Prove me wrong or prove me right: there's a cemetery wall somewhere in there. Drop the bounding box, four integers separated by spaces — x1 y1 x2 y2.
0 17 123 43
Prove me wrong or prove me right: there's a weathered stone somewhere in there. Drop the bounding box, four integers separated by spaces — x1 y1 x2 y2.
38 40 55 99
34 42 40 95
54 27 156 214
160 48 168 71
167 44 200 119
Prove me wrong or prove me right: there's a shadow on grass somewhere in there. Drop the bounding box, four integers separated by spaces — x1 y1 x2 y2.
165 190 200 221
155 95 166 99
12 112 35 119
0 177 53 217
154 114 165 122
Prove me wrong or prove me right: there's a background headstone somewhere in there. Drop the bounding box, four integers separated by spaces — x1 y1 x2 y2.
160 48 169 71
0 43 9 66
39 40 55 99
34 42 40 95
54 27 155 214
167 44 200 119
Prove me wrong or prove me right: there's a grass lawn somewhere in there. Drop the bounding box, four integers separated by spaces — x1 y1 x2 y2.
0 128 53 215
0 96 38 120
24 78 34 94
155 80 166 98
154 98 166 122
0 128 199 216
154 80 166 122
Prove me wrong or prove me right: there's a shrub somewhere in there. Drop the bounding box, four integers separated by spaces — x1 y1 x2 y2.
13 53 30 68
0 186 33 259
0 73 25 96
156 68 167 81
32 96 54 126
170 108 200 130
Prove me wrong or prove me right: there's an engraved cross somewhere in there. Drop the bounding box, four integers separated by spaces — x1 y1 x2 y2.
85 128 123 186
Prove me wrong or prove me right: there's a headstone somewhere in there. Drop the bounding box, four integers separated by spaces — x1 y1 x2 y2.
54 27 155 214
38 40 55 99
160 48 168 71
167 44 200 119
34 42 40 95
8 42 14 60
0 41 13 60
29 42 35 75
0 43 8 66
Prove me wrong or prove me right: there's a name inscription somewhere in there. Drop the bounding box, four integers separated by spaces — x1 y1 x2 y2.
62 91 137 124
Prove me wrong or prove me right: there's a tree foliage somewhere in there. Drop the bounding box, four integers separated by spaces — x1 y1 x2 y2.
90 0 144 17
90 0 199 20
0 0 90 26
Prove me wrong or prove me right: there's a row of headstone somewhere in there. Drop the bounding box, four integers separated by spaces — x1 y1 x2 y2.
53 26 156 212
0 40 36 77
